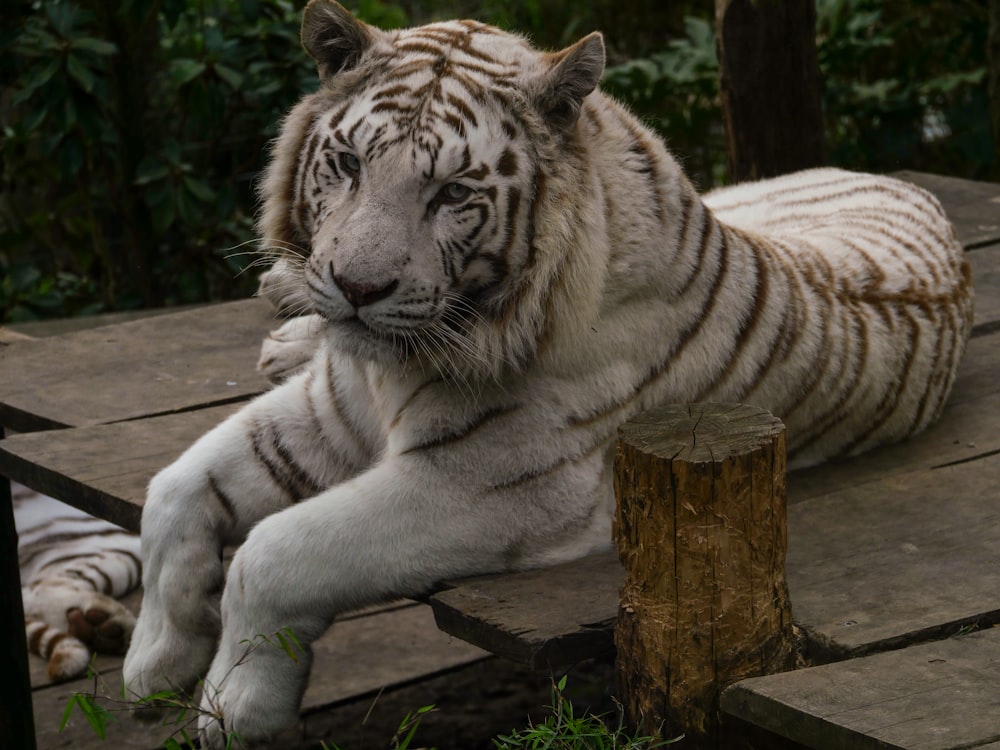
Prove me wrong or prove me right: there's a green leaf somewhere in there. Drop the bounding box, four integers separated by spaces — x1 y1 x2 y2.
168 58 207 86
71 37 118 56
214 64 244 90
149 191 176 235
66 54 97 93
135 156 170 185
12 58 62 104
63 693 110 739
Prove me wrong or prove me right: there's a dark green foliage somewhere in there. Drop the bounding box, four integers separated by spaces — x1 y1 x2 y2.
1 0 995 322
1 0 322 321
817 0 992 177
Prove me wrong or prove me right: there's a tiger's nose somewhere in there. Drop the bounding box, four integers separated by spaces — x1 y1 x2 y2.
332 273 399 309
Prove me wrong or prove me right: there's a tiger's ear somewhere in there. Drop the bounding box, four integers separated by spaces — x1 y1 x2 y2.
538 32 606 131
301 0 376 80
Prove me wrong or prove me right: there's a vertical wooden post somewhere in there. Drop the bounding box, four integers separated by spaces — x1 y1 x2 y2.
715 0 825 182
0 431 37 750
613 403 795 747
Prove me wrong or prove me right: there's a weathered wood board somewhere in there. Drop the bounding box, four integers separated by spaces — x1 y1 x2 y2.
431 552 620 670
787 452 1000 660
33 602 487 750
967 242 1000 330
0 404 242 531
721 626 1000 750
0 298 275 432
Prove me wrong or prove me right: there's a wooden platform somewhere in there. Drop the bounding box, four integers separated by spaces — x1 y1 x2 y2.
722 626 1000 750
3 171 999 749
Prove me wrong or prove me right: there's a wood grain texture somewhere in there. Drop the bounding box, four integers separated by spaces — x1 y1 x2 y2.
722 626 1000 750
787 453 1000 662
0 404 243 531
613 403 794 746
429 551 620 670
0 298 275 432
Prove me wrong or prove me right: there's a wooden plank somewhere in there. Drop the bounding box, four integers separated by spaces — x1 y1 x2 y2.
33 602 487 749
966 244 1000 330
787 453 1000 661
0 404 242 531
895 171 1000 248
430 552 620 670
721 626 1000 750
0 298 275 432
968 242 1000 330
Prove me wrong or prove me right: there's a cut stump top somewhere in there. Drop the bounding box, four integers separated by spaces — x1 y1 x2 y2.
618 402 785 463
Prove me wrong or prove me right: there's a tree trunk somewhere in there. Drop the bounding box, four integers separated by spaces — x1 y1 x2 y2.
715 0 825 182
989 0 1000 161
613 403 796 748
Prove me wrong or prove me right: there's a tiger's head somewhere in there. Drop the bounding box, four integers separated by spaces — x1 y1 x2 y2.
258 0 605 379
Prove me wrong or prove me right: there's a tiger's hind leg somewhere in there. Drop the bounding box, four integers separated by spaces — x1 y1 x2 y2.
23 579 138 681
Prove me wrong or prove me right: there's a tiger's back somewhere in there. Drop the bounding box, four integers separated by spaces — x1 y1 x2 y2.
701 169 973 464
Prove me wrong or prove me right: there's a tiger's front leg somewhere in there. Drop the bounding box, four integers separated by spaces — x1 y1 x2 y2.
123 348 381 704
194 452 608 749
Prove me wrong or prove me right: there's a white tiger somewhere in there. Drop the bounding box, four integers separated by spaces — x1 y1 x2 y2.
123 2 974 746
14 483 140 681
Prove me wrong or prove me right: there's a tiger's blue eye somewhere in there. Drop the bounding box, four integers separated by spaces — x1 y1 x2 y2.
338 153 361 175
440 182 472 202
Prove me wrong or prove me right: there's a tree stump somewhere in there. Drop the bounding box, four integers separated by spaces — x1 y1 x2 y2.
613 403 796 747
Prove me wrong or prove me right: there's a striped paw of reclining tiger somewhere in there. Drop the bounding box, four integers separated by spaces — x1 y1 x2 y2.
15 484 141 682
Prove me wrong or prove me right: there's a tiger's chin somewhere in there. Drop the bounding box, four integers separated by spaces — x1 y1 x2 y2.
324 316 420 369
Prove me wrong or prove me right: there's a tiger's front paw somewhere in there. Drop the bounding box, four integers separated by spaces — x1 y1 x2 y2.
257 315 324 383
196 634 309 748
122 608 218 710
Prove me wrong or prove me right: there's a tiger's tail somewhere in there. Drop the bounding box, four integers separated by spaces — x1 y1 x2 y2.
25 617 91 682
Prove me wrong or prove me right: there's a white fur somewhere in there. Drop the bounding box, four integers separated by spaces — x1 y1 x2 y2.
124 4 973 746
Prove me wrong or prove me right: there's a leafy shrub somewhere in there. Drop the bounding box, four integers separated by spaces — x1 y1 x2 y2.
1 0 326 321
2 0 994 323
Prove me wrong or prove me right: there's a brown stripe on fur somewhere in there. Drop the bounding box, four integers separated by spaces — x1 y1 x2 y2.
250 422 303 503
27 620 47 654
447 93 480 128
710 172 869 212
697 229 774 401
567 220 730 431
837 307 922 456
488 442 604 492
325 356 378 458
303 369 368 472
207 473 237 525
272 435 327 497
673 198 711 299
788 306 870 459
402 404 519 454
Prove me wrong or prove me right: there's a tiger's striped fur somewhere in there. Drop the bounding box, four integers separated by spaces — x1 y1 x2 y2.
124 2 973 746
14 484 140 681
